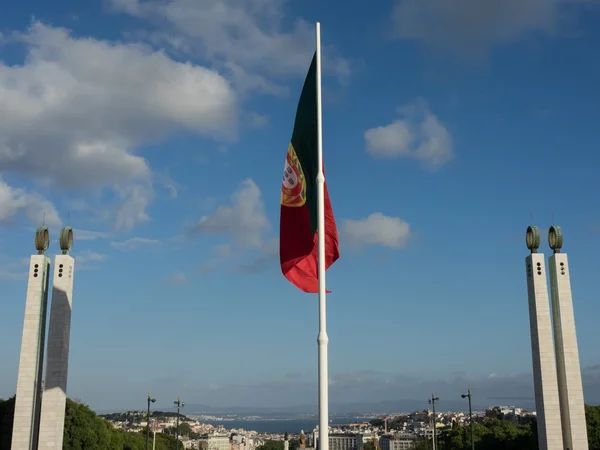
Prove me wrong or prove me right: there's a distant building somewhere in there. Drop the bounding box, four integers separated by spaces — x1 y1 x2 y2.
330 433 359 450
485 405 537 425
379 434 417 450
231 433 248 450
313 431 376 450
411 412 429 423
198 434 231 450
486 406 516 419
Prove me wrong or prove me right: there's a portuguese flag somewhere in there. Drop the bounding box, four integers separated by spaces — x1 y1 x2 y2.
279 53 340 293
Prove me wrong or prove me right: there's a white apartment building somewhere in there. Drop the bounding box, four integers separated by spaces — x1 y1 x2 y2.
330 434 359 450
231 434 250 450
314 432 379 450
198 434 231 450
379 434 417 450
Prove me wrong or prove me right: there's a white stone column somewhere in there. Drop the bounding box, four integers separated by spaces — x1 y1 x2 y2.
549 253 589 450
12 255 51 450
38 255 75 450
525 253 563 450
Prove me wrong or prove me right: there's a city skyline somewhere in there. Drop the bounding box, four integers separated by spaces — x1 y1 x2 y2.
2 0 600 412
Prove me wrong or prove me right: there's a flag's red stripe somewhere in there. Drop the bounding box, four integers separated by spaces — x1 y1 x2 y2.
280 184 339 293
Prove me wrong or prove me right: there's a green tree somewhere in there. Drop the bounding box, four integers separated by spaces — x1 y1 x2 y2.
0 397 15 450
412 438 431 450
369 419 385 428
587 405 600 450
179 422 191 436
438 419 536 450
257 441 285 450
63 399 114 449
362 440 376 450
0 397 178 450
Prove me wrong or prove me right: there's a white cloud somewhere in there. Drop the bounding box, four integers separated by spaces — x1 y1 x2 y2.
391 0 598 58
192 180 277 273
198 261 219 274
165 272 188 284
74 229 110 241
364 122 413 158
342 213 411 249
72 250 106 270
153 171 179 199
260 236 279 256
109 0 350 87
165 184 178 199
0 21 237 230
0 178 61 226
212 244 232 258
114 184 153 230
364 99 453 169
0 269 27 280
234 236 279 273
110 237 160 251
75 251 107 264
192 179 270 249
0 257 30 280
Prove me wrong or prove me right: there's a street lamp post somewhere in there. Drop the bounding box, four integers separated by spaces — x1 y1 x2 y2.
461 389 474 450
174 396 184 450
428 394 439 450
146 393 156 450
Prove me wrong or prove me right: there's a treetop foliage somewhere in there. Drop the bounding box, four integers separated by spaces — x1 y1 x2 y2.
0 397 179 450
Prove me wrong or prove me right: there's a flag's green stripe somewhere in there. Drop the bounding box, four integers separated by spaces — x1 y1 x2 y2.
290 53 318 235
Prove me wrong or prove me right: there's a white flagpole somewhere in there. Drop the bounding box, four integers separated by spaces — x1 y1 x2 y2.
315 21 329 450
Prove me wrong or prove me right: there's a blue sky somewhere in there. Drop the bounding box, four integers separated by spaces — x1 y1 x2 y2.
1 0 600 412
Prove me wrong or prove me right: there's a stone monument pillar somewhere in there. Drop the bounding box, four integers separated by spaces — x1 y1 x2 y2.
38 227 75 450
547 226 589 450
524 226 563 450
11 227 51 450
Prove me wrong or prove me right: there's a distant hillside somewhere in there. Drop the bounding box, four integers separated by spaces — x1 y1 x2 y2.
100 411 191 422
169 399 493 416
